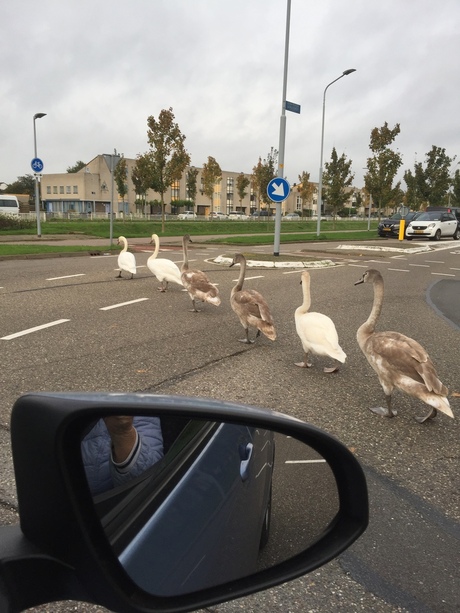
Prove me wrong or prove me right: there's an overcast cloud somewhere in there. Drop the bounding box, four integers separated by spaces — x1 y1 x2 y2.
2 0 459 188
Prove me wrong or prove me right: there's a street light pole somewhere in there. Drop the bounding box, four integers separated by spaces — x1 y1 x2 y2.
273 0 291 256
316 69 356 237
33 113 46 237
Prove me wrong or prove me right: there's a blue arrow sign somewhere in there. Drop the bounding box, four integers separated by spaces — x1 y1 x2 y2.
31 158 44 173
267 177 290 203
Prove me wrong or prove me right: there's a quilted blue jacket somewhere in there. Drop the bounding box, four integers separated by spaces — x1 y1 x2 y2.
82 417 164 495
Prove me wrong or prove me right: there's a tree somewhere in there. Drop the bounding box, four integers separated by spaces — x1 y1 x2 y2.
66 161 86 173
450 168 460 206
146 107 190 231
404 146 454 208
322 148 354 226
251 148 278 216
1 175 35 202
297 171 315 217
364 122 403 219
201 156 222 218
131 153 153 214
236 172 250 209
186 167 199 207
114 156 128 209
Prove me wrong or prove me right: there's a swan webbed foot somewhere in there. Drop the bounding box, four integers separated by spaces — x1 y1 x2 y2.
238 338 254 344
415 408 437 424
369 406 397 418
294 361 312 368
323 365 339 373
158 286 166 292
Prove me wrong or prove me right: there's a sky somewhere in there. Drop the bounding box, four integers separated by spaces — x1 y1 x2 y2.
2 0 459 189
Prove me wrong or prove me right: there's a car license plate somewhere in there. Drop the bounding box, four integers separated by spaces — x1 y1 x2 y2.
414 230 424 234
383 228 391 232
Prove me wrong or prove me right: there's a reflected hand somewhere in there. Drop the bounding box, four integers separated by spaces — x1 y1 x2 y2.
104 416 137 463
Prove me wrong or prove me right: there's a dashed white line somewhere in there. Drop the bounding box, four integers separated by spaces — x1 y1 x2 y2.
232 275 265 281
283 269 304 274
409 264 429 267
285 459 327 464
100 298 149 311
425 260 444 264
388 268 409 272
47 274 86 281
1 319 70 340
431 272 455 277
450 267 460 271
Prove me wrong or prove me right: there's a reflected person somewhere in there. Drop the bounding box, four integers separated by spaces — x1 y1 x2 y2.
82 416 164 495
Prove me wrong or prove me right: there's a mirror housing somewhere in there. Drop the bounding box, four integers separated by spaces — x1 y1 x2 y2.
6 393 368 612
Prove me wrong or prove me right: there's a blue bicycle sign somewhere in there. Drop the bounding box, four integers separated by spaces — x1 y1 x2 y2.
31 158 44 173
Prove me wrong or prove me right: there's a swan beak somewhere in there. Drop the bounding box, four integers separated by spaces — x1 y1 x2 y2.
229 262 235 268
354 278 364 286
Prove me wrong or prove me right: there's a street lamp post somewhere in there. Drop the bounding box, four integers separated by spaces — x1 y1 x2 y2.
316 69 356 237
33 113 46 237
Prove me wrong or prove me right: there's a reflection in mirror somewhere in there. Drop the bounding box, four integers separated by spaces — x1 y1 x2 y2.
81 415 339 597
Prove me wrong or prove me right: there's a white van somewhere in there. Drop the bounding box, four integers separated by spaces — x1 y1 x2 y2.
0 195 20 217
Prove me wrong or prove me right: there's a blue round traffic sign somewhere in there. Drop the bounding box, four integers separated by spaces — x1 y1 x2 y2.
31 158 44 173
267 177 290 203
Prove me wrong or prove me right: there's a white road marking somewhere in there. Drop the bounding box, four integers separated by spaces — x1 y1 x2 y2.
232 275 264 282
285 459 326 464
283 269 304 274
1 319 70 340
450 267 460 271
425 260 444 264
388 268 409 272
348 264 369 268
47 274 86 281
409 264 429 267
431 272 456 277
100 298 149 311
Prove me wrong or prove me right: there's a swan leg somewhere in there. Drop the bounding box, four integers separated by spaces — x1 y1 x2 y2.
369 394 397 418
130 273 134 279
238 328 254 344
158 281 167 292
295 351 312 368
189 298 200 312
415 408 437 424
116 270 122 278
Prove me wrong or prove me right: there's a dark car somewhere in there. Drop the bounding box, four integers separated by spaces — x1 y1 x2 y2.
377 211 420 238
96 417 275 596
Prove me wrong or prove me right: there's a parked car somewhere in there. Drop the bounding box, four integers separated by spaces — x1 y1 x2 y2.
406 210 460 240
283 213 301 221
228 211 250 220
251 210 272 218
177 210 197 220
209 211 228 219
378 212 421 238
2 392 368 613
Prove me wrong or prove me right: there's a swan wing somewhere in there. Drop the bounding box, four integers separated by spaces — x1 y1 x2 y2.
118 252 137 274
233 290 274 324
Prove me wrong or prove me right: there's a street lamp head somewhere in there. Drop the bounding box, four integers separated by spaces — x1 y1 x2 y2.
343 69 356 76
33 113 47 120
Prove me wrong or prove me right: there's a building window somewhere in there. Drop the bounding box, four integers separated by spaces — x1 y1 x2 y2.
46 186 51 194
59 186 64 194
171 180 180 201
66 186 71 194
53 186 58 194
73 185 78 194
296 196 302 211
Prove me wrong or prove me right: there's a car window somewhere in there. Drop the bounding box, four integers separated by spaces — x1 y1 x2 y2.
416 212 441 221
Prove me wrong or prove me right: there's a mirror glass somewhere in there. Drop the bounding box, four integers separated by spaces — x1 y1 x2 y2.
81 415 339 596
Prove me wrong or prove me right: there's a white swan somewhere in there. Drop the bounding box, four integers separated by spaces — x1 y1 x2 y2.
229 253 276 343
355 268 454 423
116 236 136 279
294 270 346 372
180 234 221 312
147 234 183 292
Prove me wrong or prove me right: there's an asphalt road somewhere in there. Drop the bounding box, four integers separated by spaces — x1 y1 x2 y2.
0 238 459 612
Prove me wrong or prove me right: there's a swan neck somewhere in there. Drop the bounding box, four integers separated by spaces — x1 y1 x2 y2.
299 275 312 313
182 236 189 270
235 258 246 291
363 276 384 334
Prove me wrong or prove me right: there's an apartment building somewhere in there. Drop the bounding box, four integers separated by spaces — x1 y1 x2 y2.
39 154 369 217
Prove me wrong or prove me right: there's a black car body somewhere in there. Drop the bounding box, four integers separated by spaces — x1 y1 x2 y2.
377 212 420 237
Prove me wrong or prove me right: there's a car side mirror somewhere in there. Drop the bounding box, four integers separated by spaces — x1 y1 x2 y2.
7 393 368 613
